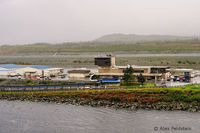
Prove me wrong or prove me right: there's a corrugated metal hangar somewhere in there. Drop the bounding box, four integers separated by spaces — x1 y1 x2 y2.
0 64 63 79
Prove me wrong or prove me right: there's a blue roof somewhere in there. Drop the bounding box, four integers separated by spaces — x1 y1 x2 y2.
31 65 55 70
101 79 120 83
0 64 24 69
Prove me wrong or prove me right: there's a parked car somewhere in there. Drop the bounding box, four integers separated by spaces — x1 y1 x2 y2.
179 76 185 82
185 78 190 82
17 75 22 79
45 77 51 80
173 76 178 81
167 78 171 81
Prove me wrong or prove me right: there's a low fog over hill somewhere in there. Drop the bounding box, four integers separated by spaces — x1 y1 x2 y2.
0 33 200 55
95 34 199 43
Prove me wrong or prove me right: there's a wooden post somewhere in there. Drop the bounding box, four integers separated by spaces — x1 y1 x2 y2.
155 76 157 86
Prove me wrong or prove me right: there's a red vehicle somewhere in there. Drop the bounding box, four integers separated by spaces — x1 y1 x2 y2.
179 76 185 82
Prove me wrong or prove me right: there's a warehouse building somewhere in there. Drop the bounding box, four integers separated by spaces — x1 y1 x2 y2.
14 67 41 79
0 64 63 79
0 69 12 78
31 65 64 78
0 66 11 77
0 64 24 70
0 64 25 77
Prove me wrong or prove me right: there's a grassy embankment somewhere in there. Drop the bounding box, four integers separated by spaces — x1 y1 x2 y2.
0 79 95 86
0 84 200 112
1 41 200 68
1 42 200 55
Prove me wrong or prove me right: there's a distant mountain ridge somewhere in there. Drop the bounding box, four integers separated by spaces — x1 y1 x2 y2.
94 33 199 43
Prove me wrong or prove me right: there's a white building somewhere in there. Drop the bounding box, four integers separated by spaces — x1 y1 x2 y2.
0 64 64 79
14 67 41 79
30 65 63 78
0 64 25 77
68 70 91 81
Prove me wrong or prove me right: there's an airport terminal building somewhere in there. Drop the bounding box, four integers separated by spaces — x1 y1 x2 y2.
94 55 171 83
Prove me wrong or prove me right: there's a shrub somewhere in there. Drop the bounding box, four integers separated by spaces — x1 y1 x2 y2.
110 96 120 102
0 79 6 82
26 80 34 86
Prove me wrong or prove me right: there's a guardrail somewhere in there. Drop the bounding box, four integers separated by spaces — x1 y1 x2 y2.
0 83 98 92
0 83 198 92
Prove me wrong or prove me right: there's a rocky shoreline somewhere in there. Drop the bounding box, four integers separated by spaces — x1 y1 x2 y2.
0 95 199 112
0 86 200 112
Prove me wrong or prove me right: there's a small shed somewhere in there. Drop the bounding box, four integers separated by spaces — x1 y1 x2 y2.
68 70 91 81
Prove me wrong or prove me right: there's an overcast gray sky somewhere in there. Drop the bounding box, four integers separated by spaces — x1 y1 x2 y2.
0 0 200 44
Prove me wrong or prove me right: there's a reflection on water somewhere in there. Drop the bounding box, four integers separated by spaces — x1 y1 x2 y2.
0 100 199 133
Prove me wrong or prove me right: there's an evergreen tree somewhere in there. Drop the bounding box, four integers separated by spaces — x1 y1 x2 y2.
137 73 145 85
122 66 134 85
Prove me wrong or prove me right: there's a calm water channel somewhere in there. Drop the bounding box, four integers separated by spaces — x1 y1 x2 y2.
0 100 199 133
